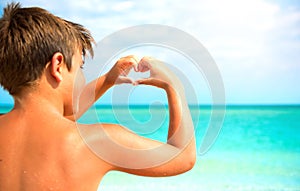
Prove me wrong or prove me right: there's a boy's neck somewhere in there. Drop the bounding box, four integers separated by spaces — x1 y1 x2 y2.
13 90 65 117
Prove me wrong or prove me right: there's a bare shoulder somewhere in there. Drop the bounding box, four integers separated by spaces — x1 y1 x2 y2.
58 121 114 175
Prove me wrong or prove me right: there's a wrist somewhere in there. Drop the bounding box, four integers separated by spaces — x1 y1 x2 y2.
165 79 184 95
165 82 184 96
103 73 115 88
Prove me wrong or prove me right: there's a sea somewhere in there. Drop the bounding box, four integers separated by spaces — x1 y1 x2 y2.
1 105 299 191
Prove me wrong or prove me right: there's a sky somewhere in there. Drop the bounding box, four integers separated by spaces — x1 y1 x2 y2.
0 0 299 105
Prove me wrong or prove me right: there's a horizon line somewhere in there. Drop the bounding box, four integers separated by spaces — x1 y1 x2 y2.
1 103 300 107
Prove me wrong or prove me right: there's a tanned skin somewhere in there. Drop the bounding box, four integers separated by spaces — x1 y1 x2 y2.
0 52 196 191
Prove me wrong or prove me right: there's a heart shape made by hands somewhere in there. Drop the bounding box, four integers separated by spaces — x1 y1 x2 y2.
115 57 153 85
127 68 150 82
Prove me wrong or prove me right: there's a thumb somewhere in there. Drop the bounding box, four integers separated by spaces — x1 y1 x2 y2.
135 78 167 88
115 76 134 85
135 78 154 85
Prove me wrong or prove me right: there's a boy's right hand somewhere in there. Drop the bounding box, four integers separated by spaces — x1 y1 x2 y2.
105 55 139 86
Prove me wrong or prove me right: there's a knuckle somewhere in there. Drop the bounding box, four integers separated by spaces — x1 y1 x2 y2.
141 56 149 61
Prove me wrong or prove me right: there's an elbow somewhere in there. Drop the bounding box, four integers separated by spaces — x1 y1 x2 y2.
179 149 196 174
177 157 195 175
186 153 196 172
182 142 197 173
190 152 196 169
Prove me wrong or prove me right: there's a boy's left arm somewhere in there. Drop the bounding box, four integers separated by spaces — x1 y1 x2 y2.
65 55 138 121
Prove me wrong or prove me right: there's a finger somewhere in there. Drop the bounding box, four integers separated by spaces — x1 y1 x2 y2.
137 61 143 72
119 55 137 69
135 79 152 86
136 78 167 88
127 56 139 72
135 78 151 85
115 76 134 85
132 59 139 72
138 60 150 73
135 78 160 86
140 65 149 72
119 62 134 76
132 55 140 70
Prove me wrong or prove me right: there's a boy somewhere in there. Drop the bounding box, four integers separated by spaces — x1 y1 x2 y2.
0 3 195 191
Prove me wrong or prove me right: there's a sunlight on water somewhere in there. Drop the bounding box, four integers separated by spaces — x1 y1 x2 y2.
1 105 299 190
86 105 300 191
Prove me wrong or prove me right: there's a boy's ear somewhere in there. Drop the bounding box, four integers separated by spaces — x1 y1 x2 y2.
50 52 64 82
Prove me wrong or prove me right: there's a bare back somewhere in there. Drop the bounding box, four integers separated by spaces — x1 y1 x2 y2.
0 110 109 191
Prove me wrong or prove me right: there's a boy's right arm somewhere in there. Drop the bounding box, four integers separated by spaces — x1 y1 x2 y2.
65 56 138 121
79 57 196 177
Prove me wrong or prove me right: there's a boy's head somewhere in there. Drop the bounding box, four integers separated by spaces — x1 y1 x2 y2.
0 2 94 96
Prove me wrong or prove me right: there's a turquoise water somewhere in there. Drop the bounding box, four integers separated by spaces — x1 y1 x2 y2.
78 105 300 190
1 105 299 190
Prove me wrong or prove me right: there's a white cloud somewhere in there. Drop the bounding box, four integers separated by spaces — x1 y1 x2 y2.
112 1 134 12
1 0 299 104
